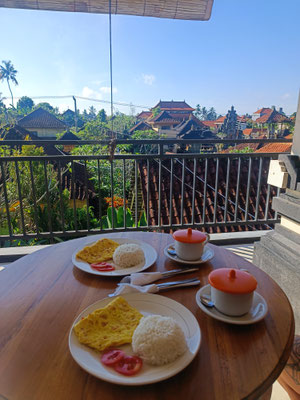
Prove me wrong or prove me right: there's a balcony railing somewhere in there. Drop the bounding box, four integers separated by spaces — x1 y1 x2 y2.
0 138 292 245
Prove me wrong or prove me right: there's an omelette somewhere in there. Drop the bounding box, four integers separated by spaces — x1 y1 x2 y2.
76 238 119 264
73 296 143 351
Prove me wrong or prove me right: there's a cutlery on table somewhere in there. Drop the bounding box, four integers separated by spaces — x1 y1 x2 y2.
108 278 201 297
120 267 199 284
156 278 200 292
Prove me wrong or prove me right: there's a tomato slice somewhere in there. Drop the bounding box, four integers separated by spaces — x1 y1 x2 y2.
91 263 115 271
101 349 125 366
114 355 143 376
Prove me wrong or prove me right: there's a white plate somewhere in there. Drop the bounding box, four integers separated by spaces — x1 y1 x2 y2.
69 293 201 386
72 237 157 276
164 244 214 265
195 284 268 325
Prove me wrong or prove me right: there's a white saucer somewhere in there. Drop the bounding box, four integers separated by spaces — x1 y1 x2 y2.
164 244 214 265
195 285 268 325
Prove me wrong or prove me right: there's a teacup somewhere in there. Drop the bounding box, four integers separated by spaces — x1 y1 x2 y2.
173 228 209 261
208 268 257 316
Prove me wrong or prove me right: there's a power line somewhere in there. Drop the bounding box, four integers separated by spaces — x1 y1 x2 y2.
4 94 151 110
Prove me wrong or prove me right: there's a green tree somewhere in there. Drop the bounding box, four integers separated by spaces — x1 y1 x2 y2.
0 60 18 108
151 106 161 117
194 105 213 120
17 96 34 115
0 92 5 111
88 106 97 120
207 107 217 121
35 102 58 114
97 109 107 122
229 146 254 154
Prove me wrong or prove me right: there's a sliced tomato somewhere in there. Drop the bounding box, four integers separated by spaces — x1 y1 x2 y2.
101 349 125 366
91 263 115 271
114 355 143 376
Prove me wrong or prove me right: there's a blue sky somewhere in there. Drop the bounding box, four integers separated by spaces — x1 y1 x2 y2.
0 0 300 116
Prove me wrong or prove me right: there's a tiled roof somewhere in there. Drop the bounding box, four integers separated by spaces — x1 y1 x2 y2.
151 100 194 111
149 110 182 124
242 128 268 137
59 131 80 140
129 121 153 133
255 143 292 153
174 115 206 134
18 108 67 130
215 116 225 123
0 124 38 140
62 109 75 116
243 129 252 136
201 120 217 128
222 143 262 153
253 108 272 115
255 110 290 124
138 157 277 233
284 133 293 139
137 111 152 120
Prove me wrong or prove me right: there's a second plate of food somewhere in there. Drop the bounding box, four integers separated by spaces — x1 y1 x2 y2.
72 237 157 276
69 293 201 385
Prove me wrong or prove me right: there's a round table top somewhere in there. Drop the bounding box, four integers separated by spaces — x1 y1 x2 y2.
0 232 295 400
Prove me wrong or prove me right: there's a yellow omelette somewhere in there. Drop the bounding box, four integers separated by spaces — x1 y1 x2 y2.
73 296 143 351
76 238 119 264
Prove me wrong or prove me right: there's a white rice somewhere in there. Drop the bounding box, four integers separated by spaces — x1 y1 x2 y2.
132 315 187 365
113 243 145 268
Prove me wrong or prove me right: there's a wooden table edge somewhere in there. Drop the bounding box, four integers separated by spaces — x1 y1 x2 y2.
245 289 295 400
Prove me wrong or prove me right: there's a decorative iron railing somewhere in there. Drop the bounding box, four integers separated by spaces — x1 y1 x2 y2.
0 138 292 244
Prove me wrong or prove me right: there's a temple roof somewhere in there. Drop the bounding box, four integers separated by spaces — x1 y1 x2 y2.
151 100 194 111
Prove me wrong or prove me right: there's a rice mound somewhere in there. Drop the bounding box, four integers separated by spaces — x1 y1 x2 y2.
113 243 144 268
132 315 187 365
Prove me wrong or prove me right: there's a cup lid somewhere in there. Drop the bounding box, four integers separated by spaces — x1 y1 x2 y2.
208 268 257 294
173 228 207 244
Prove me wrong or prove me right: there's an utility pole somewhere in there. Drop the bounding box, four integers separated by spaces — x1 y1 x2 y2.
73 96 78 132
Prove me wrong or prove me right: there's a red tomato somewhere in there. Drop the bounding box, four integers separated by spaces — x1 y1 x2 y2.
101 349 126 366
114 355 143 376
91 263 115 271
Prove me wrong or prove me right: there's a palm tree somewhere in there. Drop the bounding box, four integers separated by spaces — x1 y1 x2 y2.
0 60 18 108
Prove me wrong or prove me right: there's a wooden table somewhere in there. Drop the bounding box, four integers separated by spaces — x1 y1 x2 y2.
0 232 295 400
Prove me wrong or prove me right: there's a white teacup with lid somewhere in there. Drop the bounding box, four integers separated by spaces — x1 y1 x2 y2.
208 268 257 316
173 228 209 261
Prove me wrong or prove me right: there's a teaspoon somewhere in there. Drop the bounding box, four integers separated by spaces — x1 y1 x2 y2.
200 295 215 308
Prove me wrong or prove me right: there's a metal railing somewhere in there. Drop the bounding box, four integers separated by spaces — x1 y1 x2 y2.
0 138 292 244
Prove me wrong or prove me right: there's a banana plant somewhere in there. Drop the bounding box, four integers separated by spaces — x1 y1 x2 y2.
102 207 147 229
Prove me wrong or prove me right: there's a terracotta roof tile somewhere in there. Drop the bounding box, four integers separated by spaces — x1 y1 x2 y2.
255 110 290 124
137 111 152 120
215 116 225 123
138 157 277 233
202 120 217 128
255 143 292 153
243 128 252 136
253 108 273 115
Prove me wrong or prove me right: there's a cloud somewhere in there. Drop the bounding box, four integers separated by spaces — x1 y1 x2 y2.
81 86 103 100
282 93 291 99
142 74 156 86
100 86 118 94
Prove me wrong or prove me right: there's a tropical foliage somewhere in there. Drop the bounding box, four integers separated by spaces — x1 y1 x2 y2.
0 60 18 108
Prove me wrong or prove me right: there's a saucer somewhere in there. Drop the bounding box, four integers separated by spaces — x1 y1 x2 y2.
195 285 268 325
164 244 214 265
